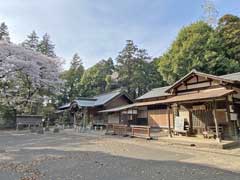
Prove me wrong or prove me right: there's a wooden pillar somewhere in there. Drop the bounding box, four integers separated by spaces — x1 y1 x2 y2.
118 111 121 124
212 99 221 142
73 113 76 130
83 108 87 131
231 96 239 139
226 96 232 138
168 105 172 138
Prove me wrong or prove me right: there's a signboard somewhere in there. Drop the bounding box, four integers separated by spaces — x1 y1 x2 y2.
174 116 185 132
230 113 238 121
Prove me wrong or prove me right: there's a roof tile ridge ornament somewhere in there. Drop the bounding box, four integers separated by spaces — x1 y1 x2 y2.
75 97 97 101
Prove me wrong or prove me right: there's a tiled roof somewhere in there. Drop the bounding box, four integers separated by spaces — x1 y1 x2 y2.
100 88 235 112
73 98 96 107
135 88 235 106
59 89 132 109
99 104 136 113
93 89 123 106
219 72 240 81
136 86 171 100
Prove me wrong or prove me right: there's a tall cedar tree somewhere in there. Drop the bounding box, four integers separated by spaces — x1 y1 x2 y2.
116 40 165 98
37 33 56 58
0 22 10 42
22 30 39 51
60 53 85 102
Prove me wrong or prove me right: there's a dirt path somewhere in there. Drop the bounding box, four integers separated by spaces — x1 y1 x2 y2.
0 130 239 179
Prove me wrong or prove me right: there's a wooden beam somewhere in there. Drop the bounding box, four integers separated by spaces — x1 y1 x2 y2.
212 100 221 142
73 113 76 130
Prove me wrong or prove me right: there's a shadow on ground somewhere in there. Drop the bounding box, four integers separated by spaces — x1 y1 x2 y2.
0 149 239 180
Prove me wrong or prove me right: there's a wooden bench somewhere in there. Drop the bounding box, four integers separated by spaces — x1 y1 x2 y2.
131 125 152 140
202 126 223 139
173 125 190 136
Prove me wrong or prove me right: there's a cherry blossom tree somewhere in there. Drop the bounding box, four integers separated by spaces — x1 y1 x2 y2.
0 41 62 113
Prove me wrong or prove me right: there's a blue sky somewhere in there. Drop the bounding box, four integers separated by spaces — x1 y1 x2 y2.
0 0 239 69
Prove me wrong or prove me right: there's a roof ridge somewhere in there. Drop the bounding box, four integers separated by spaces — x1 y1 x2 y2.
219 71 240 76
152 85 171 90
76 97 97 101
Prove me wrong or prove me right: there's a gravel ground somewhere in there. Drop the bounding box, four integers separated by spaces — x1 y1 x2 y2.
0 130 239 180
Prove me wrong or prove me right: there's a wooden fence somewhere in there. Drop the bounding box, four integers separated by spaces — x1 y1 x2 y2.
16 115 43 130
131 125 152 139
106 123 129 136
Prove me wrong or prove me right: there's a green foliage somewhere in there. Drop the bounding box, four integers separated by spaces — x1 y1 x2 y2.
158 15 240 84
216 14 240 63
116 40 166 98
59 53 85 103
0 105 16 129
0 22 10 42
80 58 114 96
22 30 39 51
41 103 57 125
37 33 56 57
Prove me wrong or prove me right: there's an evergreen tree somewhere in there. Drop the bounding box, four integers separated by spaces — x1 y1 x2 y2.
217 14 240 63
71 53 83 70
60 53 85 101
37 33 56 57
204 14 240 75
0 22 10 42
22 30 39 51
116 40 165 98
80 58 114 96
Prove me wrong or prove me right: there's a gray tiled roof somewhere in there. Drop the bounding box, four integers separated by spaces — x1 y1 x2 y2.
136 86 171 100
219 72 240 81
93 89 123 106
74 98 96 107
62 89 130 109
99 104 136 113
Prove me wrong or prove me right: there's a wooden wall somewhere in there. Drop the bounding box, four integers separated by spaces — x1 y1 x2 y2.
148 109 173 128
104 95 132 125
108 112 119 124
105 95 131 109
174 74 222 95
137 106 148 119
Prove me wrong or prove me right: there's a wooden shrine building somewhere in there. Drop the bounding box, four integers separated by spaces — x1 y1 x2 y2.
58 89 133 128
100 70 240 141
